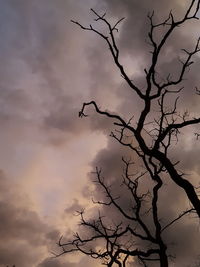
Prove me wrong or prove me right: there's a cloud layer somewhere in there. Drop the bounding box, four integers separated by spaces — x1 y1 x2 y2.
0 0 199 266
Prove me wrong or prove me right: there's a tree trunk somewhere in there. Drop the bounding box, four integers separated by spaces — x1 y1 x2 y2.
159 245 168 267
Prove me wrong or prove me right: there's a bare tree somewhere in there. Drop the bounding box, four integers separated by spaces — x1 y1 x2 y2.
56 156 195 266
57 158 171 266
57 1 200 266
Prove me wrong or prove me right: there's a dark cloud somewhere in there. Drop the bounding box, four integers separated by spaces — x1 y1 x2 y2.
98 0 189 54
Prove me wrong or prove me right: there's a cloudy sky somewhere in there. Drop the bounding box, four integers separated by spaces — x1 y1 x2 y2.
0 0 200 266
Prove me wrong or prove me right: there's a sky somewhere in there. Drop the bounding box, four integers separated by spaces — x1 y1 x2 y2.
0 0 200 266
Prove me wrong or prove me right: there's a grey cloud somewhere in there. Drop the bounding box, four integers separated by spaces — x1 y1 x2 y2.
38 256 97 267
84 138 200 266
45 230 61 242
38 258 67 267
0 170 63 267
65 198 84 214
0 0 101 142
89 0 200 118
0 0 199 266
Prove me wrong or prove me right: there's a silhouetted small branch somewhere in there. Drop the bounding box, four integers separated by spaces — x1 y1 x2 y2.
162 208 195 232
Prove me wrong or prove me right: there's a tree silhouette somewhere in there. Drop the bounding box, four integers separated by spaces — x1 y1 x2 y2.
57 1 200 266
